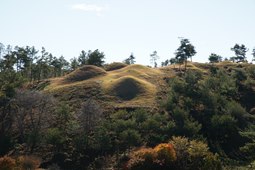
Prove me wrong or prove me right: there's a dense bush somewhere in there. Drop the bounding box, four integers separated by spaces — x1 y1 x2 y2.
16 156 41 170
45 128 65 150
92 109 176 153
164 68 255 164
126 137 222 170
170 136 222 170
0 156 16 170
0 156 41 170
126 143 176 170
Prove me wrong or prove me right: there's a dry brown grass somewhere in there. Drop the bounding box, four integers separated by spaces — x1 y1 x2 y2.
64 65 106 82
106 76 156 102
44 64 167 110
104 62 127 71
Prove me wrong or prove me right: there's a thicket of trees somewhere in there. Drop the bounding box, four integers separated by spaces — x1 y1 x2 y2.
0 43 105 82
161 40 255 68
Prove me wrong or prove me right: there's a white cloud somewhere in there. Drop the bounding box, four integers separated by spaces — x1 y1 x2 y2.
72 3 108 15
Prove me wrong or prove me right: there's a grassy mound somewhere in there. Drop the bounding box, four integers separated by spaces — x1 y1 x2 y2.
104 62 127 71
109 76 147 100
65 65 106 82
45 64 162 109
112 64 164 80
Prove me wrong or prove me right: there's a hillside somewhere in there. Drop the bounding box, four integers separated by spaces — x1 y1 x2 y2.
1 61 255 170
33 62 255 112
40 64 174 112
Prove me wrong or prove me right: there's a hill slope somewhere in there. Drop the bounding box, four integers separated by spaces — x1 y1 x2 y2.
42 64 174 112
34 62 255 113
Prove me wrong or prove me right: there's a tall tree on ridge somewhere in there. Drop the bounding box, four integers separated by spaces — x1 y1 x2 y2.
87 49 105 66
70 57 79 70
78 50 87 65
150 50 159 67
208 53 222 63
27 46 38 81
252 48 255 62
231 44 248 63
0 43 5 61
175 38 196 71
129 53 135 64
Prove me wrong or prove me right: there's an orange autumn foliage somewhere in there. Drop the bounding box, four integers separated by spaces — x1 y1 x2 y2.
0 156 16 170
126 143 176 170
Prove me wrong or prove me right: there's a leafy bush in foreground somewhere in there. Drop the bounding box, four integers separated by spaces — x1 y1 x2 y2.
0 156 16 170
126 137 222 170
126 143 176 170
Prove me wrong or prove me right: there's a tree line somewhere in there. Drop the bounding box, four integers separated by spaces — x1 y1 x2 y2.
160 39 255 69
1 40 255 79
0 43 105 82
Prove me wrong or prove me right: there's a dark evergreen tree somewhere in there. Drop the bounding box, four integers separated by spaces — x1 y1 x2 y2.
208 53 222 63
175 38 196 71
231 44 248 62
87 49 105 66
0 43 5 61
78 50 87 65
252 48 255 62
129 53 135 64
70 57 79 70
169 58 176 65
123 53 135 65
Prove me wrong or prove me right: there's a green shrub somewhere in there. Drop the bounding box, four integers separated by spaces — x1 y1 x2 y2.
119 129 141 149
232 68 247 82
170 136 222 170
246 65 255 79
45 128 65 150
126 148 156 170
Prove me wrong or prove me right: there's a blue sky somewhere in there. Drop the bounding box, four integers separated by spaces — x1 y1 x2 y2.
0 0 255 65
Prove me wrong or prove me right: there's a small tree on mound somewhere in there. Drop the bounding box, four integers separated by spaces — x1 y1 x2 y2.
209 53 222 63
231 44 248 63
78 50 87 65
87 49 105 66
124 53 136 65
150 51 159 68
129 53 136 64
252 48 255 62
175 38 196 71
70 57 79 71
